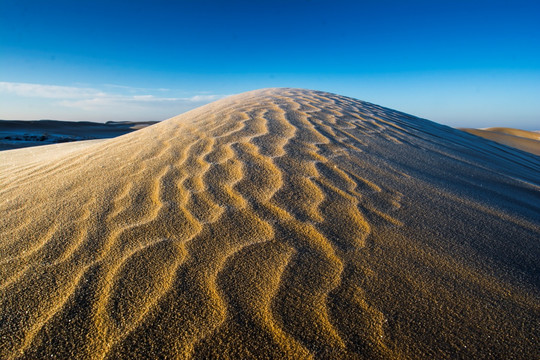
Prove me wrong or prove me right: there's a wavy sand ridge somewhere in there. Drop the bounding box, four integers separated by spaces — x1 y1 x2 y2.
1 88 539 359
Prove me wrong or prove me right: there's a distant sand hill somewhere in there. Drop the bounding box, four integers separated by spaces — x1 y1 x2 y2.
1 89 539 359
460 127 540 156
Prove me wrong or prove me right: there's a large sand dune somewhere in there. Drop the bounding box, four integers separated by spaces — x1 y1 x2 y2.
1 88 539 359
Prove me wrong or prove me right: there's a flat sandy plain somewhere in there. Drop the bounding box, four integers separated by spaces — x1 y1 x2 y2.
0 88 539 359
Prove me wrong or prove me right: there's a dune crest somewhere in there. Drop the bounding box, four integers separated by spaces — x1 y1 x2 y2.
1 88 539 359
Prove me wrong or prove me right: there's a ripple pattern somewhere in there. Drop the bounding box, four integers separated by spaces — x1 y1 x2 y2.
1 88 539 359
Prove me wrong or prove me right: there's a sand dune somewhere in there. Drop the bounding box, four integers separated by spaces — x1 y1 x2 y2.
478 127 540 141
1 88 539 359
460 127 540 156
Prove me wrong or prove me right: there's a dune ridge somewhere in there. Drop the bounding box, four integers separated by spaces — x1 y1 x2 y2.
0 88 539 359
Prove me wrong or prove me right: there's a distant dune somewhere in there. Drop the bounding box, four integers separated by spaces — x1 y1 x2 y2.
460 127 540 156
1 89 539 359
0 120 157 151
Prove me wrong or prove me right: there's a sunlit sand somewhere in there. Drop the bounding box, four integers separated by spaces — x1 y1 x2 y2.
460 127 540 155
1 88 539 359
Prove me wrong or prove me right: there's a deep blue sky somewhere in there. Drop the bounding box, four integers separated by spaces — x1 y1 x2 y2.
1 0 539 128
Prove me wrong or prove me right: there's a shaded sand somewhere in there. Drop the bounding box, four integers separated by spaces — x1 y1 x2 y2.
1 88 539 359
460 127 540 156
0 120 157 151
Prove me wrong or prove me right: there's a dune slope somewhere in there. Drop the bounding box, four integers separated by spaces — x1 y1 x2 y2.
1 88 539 359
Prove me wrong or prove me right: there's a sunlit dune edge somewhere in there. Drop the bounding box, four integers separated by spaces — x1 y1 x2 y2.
460 127 540 156
1 88 539 359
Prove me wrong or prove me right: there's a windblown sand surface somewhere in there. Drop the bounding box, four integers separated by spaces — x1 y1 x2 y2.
1 88 539 359
460 127 540 156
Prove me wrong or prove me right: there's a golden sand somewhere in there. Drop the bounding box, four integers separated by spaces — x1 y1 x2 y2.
1 89 539 359
460 127 540 156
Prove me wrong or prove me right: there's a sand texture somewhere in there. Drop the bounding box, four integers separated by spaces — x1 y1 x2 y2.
1 88 539 359
460 127 540 156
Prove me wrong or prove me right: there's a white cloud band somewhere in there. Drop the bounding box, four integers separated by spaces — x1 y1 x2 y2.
0 81 227 120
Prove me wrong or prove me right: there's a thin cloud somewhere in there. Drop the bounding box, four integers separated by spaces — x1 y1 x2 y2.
0 81 105 99
0 81 228 119
102 84 171 93
59 94 226 111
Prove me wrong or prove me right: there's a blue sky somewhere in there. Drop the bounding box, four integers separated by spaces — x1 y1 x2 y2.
1 0 539 128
